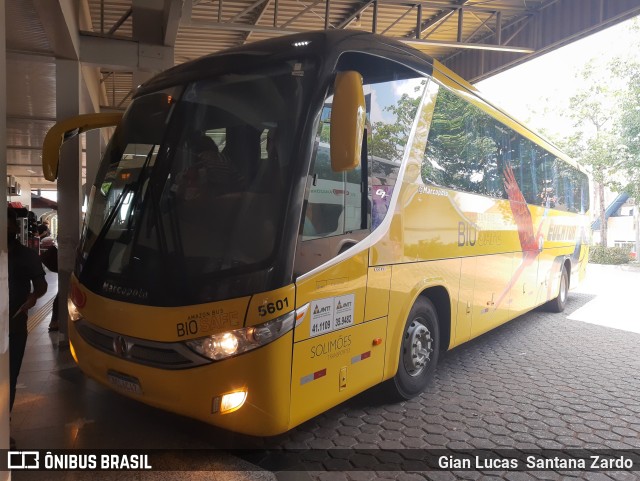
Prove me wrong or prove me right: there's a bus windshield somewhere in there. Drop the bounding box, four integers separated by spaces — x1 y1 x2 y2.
80 58 316 306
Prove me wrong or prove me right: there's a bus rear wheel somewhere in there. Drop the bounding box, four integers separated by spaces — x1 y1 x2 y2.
546 265 569 313
388 297 440 401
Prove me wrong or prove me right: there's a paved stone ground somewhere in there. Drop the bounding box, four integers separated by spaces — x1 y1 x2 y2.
11 264 640 480
225 264 640 480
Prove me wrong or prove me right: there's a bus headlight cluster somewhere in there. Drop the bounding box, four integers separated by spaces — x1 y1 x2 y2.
186 311 295 361
67 296 83 322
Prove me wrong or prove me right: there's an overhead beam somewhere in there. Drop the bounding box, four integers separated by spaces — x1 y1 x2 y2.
182 19 533 52
242 0 274 45
6 50 55 62
7 146 44 151
33 0 81 60
409 0 465 39
404 37 532 53
229 0 269 23
79 32 174 72
281 0 325 28
132 0 164 44
381 6 414 35
336 0 375 29
445 0 640 82
108 7 133 36
164 0 184 46
383 1 531 14
7 116 55 125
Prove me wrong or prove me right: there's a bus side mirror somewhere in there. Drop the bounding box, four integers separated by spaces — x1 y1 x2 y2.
330 71 366 172
42 112 123 181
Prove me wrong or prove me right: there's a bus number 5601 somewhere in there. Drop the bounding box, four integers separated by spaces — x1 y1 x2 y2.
258 298 290 317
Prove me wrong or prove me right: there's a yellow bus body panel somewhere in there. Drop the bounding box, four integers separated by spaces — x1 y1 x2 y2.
364 265 391 321
69 320 293 435
246 284 296 327
290 317 386 427
289 250 389 427
294 250 369 342
69 276 296 436
76 284 249 342
384 260 459 379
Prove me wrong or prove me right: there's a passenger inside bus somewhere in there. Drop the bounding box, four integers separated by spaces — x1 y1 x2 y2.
177 133 247 202
220 125 259 189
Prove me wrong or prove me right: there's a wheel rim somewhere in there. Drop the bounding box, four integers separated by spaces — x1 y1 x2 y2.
402 317 433 377
559 270 568 304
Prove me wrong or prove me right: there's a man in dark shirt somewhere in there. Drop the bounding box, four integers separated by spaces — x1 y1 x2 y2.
7 207 47 412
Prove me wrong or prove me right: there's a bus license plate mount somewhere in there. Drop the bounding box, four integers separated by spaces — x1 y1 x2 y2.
107 370 143 395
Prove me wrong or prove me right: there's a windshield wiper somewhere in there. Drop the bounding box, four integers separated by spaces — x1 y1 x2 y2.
87 182 134 258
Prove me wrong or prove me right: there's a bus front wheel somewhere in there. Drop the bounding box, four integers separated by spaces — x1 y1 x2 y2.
546 265 569 313
388 297 440 401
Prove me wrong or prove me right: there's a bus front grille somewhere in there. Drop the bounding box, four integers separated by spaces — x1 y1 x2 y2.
75 320 210 370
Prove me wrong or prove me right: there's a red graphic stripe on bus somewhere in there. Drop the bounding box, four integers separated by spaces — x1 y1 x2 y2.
494 164 546 309
300 368 327 385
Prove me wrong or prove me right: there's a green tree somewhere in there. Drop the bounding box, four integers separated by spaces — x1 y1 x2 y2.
558 60 627 247
422 89 496 191
614 23 640 203
370 91 421 162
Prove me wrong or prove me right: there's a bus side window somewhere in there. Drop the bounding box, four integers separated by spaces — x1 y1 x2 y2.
301 118 348 240
295 53 428 275
302 61 426 238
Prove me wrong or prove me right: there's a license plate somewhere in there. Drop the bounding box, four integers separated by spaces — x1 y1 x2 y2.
107 370 143 395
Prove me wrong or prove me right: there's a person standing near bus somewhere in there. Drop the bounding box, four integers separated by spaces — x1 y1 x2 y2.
7 207 47 412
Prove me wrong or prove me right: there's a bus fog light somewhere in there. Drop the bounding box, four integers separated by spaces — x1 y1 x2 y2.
213 390 247 414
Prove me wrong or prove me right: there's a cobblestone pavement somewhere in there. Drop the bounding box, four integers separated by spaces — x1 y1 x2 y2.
11 265 640 480
224 265 640 480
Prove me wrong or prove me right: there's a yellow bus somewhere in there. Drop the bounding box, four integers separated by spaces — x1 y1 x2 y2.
44 30 590 436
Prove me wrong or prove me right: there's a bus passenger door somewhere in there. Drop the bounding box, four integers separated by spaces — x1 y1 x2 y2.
289 100 386 427
291 251 387 427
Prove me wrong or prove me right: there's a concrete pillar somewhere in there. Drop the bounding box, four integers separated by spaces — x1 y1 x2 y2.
85 129 102 198
56 59 83 342
1 0 12 473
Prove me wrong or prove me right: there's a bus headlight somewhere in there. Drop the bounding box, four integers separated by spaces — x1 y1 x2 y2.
186 311 295 361
67 296 83 322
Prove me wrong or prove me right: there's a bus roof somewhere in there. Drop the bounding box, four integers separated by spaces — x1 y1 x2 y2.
134 29 585 176
136 30 436 97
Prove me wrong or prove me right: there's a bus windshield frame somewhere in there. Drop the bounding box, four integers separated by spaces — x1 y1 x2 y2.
78 57 318 307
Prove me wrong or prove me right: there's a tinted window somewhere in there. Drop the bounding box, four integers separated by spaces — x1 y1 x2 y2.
422 85 589 213
302 56 427 240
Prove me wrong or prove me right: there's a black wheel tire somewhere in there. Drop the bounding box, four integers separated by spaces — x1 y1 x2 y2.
386 297 440 401
546 265 569 313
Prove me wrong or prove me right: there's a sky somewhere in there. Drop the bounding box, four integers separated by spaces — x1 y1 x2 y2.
476 16 640 137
